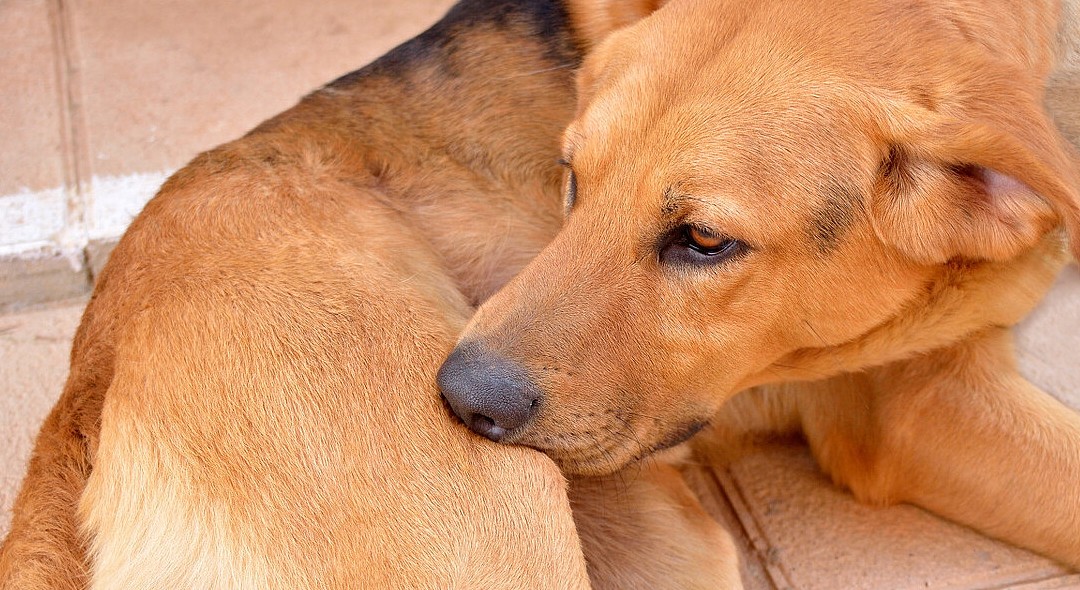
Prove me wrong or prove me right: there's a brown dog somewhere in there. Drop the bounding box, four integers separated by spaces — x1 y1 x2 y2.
442 0 1080 572
0 1 738 588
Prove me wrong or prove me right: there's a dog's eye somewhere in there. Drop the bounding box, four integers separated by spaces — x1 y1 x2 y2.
558 158 577 212
660 225 749 266
687 226 724 252
565 168 577 210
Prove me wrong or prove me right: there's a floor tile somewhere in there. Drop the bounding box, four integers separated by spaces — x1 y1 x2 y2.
0 0 67 195
0 187 66 252
72 0 455 179
0 299 85 537
722 445 1070 590
1015 265 1080 408
0 250 89 313
683 463 777 590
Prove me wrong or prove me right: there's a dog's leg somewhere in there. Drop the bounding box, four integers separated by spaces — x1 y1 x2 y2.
797 327 1080 569
569 459 743 590
0 405 92 590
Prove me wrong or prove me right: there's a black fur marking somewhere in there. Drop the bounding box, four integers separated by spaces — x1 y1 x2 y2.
325 0 581 89
809 180 859 254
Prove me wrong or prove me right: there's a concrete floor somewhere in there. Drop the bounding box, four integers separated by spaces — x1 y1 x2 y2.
1 0 1079 588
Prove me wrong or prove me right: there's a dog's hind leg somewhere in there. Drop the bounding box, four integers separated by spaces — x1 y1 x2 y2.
0 382 102 590
0 415 90 590
796 327 1080 569
569 459 743 590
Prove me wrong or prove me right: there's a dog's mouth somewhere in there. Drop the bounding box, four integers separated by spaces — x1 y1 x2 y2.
649 419 709 453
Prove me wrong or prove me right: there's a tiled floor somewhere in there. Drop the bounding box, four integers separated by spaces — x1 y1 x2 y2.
1 1 1078 588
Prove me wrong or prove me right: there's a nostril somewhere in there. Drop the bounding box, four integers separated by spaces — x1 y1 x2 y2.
437 341 541 441
469 413 508 442
472 414 495 431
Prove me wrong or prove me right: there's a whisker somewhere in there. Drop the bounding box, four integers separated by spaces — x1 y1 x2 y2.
802 319 826 345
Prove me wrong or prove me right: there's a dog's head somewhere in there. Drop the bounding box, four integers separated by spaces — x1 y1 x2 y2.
439 0 1080 475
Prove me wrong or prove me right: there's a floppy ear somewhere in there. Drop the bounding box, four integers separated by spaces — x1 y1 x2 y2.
564 0 668 50
871 99 1080 265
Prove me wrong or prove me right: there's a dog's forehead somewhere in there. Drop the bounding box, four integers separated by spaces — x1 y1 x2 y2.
572 19 876 172
572 68 871 205
566 73 882 258
565 0 891 238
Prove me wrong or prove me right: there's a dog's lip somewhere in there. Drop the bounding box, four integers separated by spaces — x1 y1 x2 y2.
647 419 709 454
541 445 634 476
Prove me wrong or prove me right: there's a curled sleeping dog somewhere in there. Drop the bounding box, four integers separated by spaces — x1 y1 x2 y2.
0 1 738 588
443 0 1080 573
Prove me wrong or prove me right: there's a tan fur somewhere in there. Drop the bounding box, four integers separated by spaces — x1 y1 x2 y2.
0 3 739 588
459 0 1080 571
570 459 742 590
563 0 668 51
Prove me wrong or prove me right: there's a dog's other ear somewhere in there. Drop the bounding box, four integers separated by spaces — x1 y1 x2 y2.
564 0 668 50
871 94 1080 265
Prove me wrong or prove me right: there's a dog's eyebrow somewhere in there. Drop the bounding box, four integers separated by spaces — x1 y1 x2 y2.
660 188 736 219
661 187 682 217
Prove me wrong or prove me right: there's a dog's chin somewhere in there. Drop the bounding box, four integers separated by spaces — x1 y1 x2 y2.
541 444 639 476
525 419 711 476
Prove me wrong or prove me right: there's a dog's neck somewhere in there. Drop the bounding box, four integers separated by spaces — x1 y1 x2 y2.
745 233 1069 389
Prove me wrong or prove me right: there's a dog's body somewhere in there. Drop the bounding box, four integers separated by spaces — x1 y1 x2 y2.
0 1 740 588
444 0 1080 573
5 0 1080 587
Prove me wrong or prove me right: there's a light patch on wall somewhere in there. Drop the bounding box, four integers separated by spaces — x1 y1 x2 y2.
0 170 171 259
0 187 66 253
88 171 170 240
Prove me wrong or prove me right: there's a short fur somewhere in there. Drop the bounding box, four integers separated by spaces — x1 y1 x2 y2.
455 0 1080 572
0 1 737 588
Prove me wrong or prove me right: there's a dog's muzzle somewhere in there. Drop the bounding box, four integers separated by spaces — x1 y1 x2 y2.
437 342 540 442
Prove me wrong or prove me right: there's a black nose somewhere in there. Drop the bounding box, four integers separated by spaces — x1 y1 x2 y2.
437 342 540 442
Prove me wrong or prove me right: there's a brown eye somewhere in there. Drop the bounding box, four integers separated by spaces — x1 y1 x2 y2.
564 168 577 210
688 226 724 252
558 158 577 211
659 224 749 266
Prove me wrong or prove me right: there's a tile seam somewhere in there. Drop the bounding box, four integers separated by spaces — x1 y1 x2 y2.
47 0 93 282
712 466 798 590
980 572 1080 590
45 0 75 200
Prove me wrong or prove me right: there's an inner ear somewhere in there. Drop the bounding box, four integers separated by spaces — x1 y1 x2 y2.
871 144 1058 264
